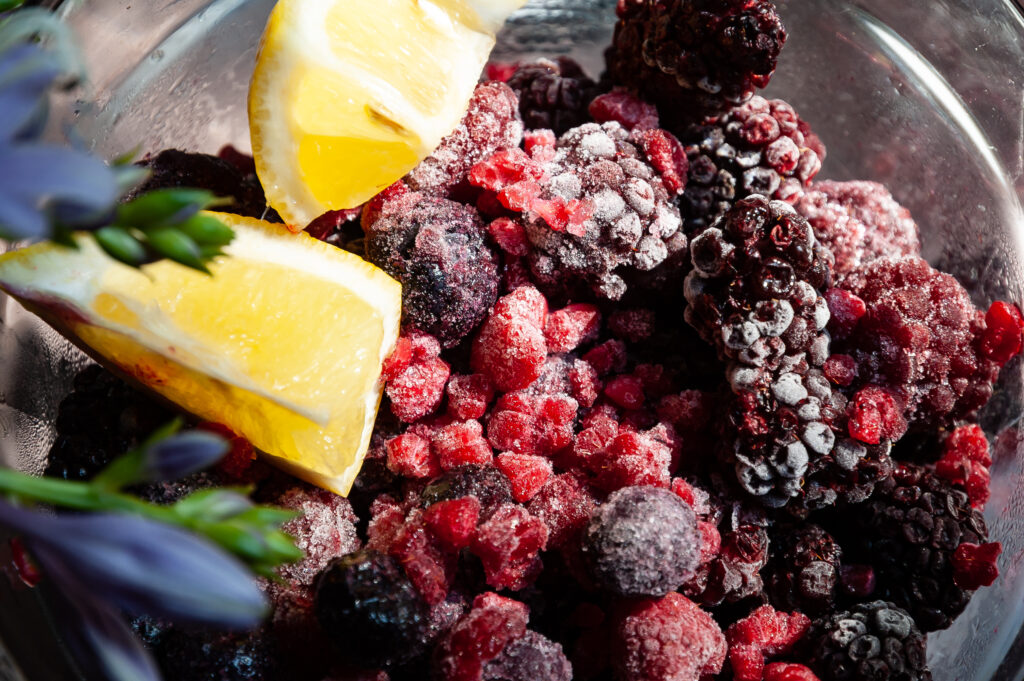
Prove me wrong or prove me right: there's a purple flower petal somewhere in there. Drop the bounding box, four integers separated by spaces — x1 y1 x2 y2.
141 431 228 482
0 144 121 219
0 502 268 628
0 43 62 142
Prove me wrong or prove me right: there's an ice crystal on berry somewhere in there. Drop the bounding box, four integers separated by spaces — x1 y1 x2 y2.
506 57 598 136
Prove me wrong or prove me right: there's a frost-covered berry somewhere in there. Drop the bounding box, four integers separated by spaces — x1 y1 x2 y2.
364 190 499 347
581 486 699 597
432 592 530 681
314 550 431 669
506 57 598 136
481 630 573 681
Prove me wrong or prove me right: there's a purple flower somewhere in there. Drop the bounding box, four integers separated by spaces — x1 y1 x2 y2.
139 430 228 482
0 501 268 628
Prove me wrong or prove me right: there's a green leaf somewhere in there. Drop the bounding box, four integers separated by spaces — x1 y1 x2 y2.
115 189 217 229
0 0 26 11
145 228 209 274
234 506 299 530
174 488 253 522
176 214 235 247
94 226 146 266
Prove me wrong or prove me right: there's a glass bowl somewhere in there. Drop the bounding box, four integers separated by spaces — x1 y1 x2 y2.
3 0 1024 679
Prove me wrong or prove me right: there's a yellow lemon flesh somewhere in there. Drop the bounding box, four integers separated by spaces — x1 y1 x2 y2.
248 0 528 228
0 213 401 495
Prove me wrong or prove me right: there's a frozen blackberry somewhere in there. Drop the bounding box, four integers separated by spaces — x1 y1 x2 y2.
314 550 431 669
843 464 989 632
131 148 278 221
46 364 177 481
364 188 500 347
506 57 599 135
406 81 524 200
606 0 787 119
470 121 686 300
795 181 920 285
420 465 515 519
804 600 931 681
683 196 849 507
481 630 573 681
764 524 842 617
834 257 1007 431
580 486 700 597
679 96 825 234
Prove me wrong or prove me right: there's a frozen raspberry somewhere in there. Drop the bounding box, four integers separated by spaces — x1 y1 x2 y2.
726 605 811 681
606 0 786 119
952 542 1002 590
487 391 578 458
447 374 497 421
489 216 531 256
481 629 573 681
824 289 866 338
544 303 601 353
764 525 842 617
433 593 530 681
390 511 457 606
471 503 549 590
684 196 843 507
432 420 494 471
581 486 699 597
471 287 549 392
496 452 553 503
526 473 598 549
845 386 907 445
613 592 726 681
935 424 992 509
314 550 431 669
365 190 499 347
679 97 824 233
421 465 515 519
844 463 991 631
589 88 660 131
386 332 451 423
979 300 1024 365
795 181 920 284
604 374 646 410
506 57 599 135
386 432 440 478
470 121 685 300
424 497 481 552
804 601 930 681
266 484 361 595
583 339 629 376
686 522 769 607
576 423 674 492
764 663 821 681
406 81 523 200
835 257 1009 430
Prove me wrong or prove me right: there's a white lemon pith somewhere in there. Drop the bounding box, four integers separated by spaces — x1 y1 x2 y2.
248 0 528 228
0 213 401 495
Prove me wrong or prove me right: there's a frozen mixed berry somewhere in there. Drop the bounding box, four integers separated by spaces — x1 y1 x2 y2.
384 331 451 423
469 121 685 300
764 663 821 681
951 542 1002 591
764 524 842 616
406 81 524 201
726 605 811 681
679 96 825 233
131 148 278 221
842 463 991 631
470 503 549 591
606 0 787 119
314 550 431 669
833 257 1017 430
589 88 661 132
432 592 530 681
506 57 599 135
683 196 844 507
481 629 573 681
613 592 727 681
795 181 920 285
421 465 515 519
526 473 599 549
580 486 700 597
685 520 770 607
934 424 992 509
364 190 499 347
388 511 457 606
46 364 178 481
146 626 278 681
471 286 549 391
803 601 931 681
263 483 361 595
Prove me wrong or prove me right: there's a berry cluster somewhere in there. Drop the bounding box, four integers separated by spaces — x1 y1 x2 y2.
43 4 1024 680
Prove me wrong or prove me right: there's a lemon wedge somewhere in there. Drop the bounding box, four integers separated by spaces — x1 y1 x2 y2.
0 213 401 495
248 0 528 228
